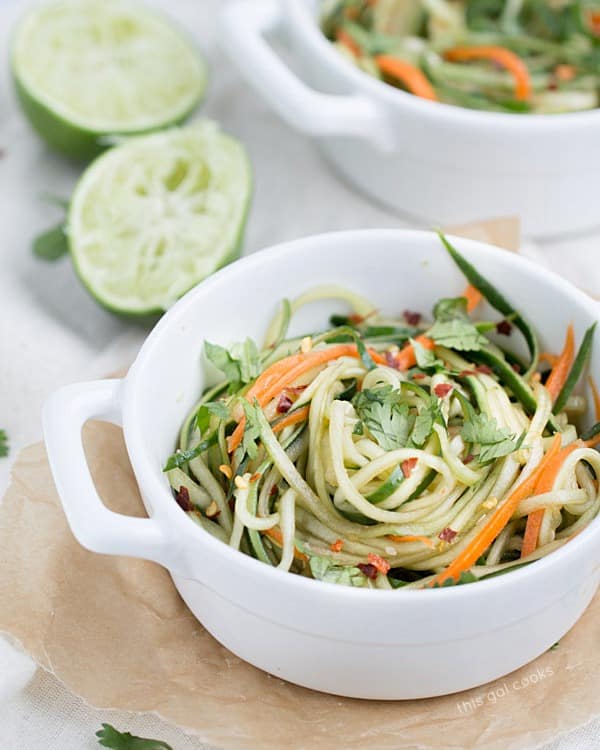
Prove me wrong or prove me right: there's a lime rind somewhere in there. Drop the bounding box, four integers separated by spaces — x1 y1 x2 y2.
11 0 207 159
68 121 252 317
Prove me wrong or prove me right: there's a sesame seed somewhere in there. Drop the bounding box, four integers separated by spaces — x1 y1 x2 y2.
234 475 248 490
301 336 312 353
219 464 233 480
205 500 220 518
482 496 498 510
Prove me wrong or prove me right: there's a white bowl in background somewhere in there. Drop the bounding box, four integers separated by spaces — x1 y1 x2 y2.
219 0 600 238
43 230 600 699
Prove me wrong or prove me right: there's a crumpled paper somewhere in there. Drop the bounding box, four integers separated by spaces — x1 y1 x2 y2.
1 218 599 750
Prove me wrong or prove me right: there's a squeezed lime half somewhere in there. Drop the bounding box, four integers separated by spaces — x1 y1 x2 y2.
11 0 207 159
68 121 252 316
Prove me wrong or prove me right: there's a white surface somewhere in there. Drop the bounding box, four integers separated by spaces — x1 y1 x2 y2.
222 0 600 237
0 0 599 745
44 229 600 701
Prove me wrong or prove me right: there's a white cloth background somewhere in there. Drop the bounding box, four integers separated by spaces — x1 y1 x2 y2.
0 0 599 747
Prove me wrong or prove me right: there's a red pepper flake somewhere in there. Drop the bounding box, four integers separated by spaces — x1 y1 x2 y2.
458 369 477 378
385 351 400 370
174 485 193 511
330 539 344 553
249 472 262 483
412 372 427 380
276 393 293 413
511 362 522 373
367 553 391 575
401 457 418 478
403 310 422 326
464 453 475 464
269 485 278 497
475 364 493 375
357 563 378 580
348 313 365 324
438 527 458 542
496 320 512 336
433 383 453 398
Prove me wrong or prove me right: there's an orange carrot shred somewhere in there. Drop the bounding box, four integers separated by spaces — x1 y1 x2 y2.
430 434 564 586
375 55 438 101
545 324 575 402
387 534 435 548
262 528 307 562
463 284 483 313
444 45 531 101
589 376 600 422
336 28 361 56
520 441 580 558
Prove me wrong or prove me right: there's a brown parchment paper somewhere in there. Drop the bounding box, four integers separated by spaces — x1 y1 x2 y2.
1 217 599 750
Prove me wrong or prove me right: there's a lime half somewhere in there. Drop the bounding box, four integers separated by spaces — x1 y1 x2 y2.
68 121 252 316
11 0 207 159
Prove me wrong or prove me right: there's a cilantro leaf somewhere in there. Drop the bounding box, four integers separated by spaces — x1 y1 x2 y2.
204 338 260 390
32 222 68 261
353 387 415 451
432 296 469 323
411 408 436 447
240 400 262 460
427 319 488 352
96 723 172 749
461 413 521 462
163 433 217 471
194 401 230 434
410 338 443 370
309 556 367 587
0 430 8 458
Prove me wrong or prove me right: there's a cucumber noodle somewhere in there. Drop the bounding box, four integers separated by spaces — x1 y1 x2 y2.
321 0 600 113
165 235 600 589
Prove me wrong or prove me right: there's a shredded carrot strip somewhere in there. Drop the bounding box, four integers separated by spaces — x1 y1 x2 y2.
539 352 559 368
375 55 438 101
392 335 435 371
520 441 581 558
463 284 483 313
429 434 563 586
545 324 575 401
272 406 310 434
336 28 360 56
228 344 388 452
387 534 435 548
262 527 307 562
444 45 531 101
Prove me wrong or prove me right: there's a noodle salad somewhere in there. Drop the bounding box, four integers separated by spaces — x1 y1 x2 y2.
322 0 600 113
164 234 600 589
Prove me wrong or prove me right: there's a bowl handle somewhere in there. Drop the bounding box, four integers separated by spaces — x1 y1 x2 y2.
42 379 173 567
219 0 394 151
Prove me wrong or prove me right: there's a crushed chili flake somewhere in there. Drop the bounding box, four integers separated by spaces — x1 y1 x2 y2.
276 393 293 413
348 313 365 325
174 485 193 511
433 383 453 398
249 472 262 483
496 320 512 336
403 310 422 326
357 562 378 580
511 362 522 373
412 372 427 380
367 553 391 575
475 364 493 375
269 485 278 497
464 453 475 464
458 369 477 377
330 539 344 553
438 527 458 542
555 64 576 82
401 457 418 478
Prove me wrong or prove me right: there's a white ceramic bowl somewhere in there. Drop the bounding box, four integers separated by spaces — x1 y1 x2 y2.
219 0 600 238
43 230 600 699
